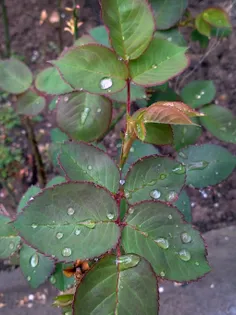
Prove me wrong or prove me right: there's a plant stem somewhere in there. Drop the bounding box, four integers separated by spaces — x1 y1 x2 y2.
73 0 79 40
57 0 64 52
22 117 47 188
1 0 11 58
127 79 131 114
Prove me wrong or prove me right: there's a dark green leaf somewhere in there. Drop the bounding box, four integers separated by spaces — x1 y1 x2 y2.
89 26 110 47
20 244 54 288
181 80 216 108
130 39 188 86
17 186 41 213
73 255 158 314
177 144 236 188
122 201 210 281
174 190 192 222
144 123 173 145
51 45 128 94
49 97 58 111
124 155 186 204
14 182 120 262
0 215 21 259
50 263 74 291
59 141 120 193
0 59 33 94
155 28 187 47
16 90 46 116
200 105 236 143
35 67 73 95
56 92 112 142
191 30 209 49
46 176 67 187
148 85 180 105
150 0 188 30
101 0 155 60
74 35 97 47
50 128 68 143
173 120 202 150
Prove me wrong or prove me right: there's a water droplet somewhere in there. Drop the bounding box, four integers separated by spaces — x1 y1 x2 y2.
30 253 39 268
188 160 209 171
62 247 72 257
200 90 205 95
56 232 63 240
80 220 96 229
116 254 140 271
29 197 34 201
215 171 219 175
107 213 115 220
130 146 135 153
81 107 90 125
9 242 14 250
100 77 113 90
27 276 31 281
168 214 172 220
199 189 208 199
167 37 172 42
150 189 161 200
97 108 102 113
160 173 167 180
196 94 201 99
181 232 192 244
79 88 83 91
172 164 186 175
128 207 134 215
75 229 81 236
120 179 125 185
179 249 191 261
195 261 200 266
155 238 169 249
167 191 178 202
67 207 75 216
167 56 170 60
31 224 38 229
87 165 93 171
64 96 69 102
125 192 131 199
160 271 165 277
64 312 71 315
152 64 158 69
50 276 56 284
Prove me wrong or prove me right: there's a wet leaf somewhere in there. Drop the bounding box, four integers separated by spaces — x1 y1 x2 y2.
20 244 54 288
177 144 236 188
14 182 120 262
46 176 67 187
50 45 128 94
101 0 155 60
56 92 112 142
59 141 120 193
124 155 186 204
16 90 46 116
17 186 41 213
155 28 187 47
89 26 110 47
73 255 158 314
174 190 192 222
130 39 188 86
144 123 173 145
0 59 33 94
122 201 210 281
200 105 236 144
173 120 202 150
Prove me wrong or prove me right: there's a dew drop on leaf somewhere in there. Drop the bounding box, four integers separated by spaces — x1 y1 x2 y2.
62 247 72 257
179 249 191 261
160 271 165 277
107 213 115 220
56 232 64 240
172 164 186 175
64 96 69 102
50 276 56 284
100 77 113 90
188 161 209 171
168 214 172 220
195 261 200 266
67 207 75 216
120 179 125 185
30 253 39 268
29 197 34 201
150 189 161 200
27 276 31 281
116 254 140 271
9 242 14 250
152 64 158 69
87 165 93 171
97 108 102 113
155 238 169 249
181 232 192 244
80 220 96 229
167 191 178 202
75 229 81 236
81 107 90 125
31 224 38 229
128 207 134 215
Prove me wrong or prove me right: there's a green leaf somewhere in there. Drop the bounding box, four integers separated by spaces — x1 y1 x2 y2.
106 84 146 103
50 128 68 143
148 85 180 104
0 215 21 259
195 14 211 37
0 59 33 94
59 141 120 193
173 121 202 150
46 176 67 187
181 80 216 108
200 105 236 144
20 244 54 288
73 255 158 314
202 8 232 29
177 144 236 188
16 90 46 116
122 201 210 281
35 67 73 95
124 155 186 204
101 0 155 60
155 28 187 47
191 30 209 49
56 92 112 142
51 45 128 94
49 97 58 111
89 26 110 47
74 35 97 47
49 128 68 168
150 0 188 30
144 123 173 145
129 38 188 86
174 190 192 222
50 263 74 291
17 186 41 213
14 182 119 262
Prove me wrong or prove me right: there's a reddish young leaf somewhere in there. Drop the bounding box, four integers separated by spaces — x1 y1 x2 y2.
154 101 204 117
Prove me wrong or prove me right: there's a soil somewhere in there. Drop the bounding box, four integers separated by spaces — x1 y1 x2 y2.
0 0 236 234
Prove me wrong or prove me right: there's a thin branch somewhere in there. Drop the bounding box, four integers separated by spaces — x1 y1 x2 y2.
0 0 11 58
